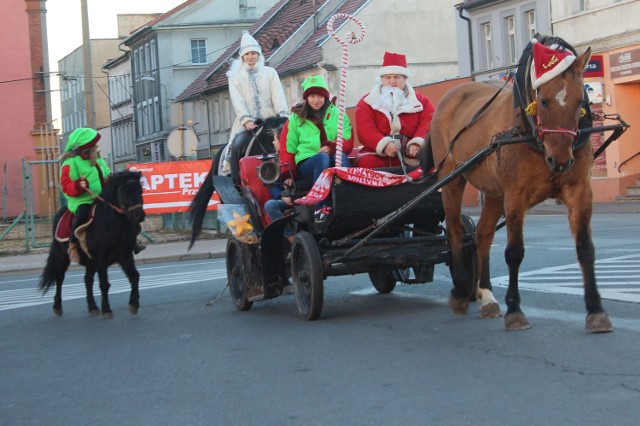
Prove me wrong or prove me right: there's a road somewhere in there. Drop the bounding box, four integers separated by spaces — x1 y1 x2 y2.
1 213 639 425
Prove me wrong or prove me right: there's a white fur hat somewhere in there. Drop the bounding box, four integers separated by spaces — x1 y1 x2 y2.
239 32 262 58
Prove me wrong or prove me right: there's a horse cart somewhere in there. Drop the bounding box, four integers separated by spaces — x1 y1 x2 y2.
212 147 478 321
189 26 631 330
197 101 628 323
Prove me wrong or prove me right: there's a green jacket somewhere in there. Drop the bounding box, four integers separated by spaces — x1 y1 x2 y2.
61 156 111 214
285 103 353 165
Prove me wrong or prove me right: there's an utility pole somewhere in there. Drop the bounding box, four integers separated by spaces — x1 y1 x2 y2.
80 0 95 128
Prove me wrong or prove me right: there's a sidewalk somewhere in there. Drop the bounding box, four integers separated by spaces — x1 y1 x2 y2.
2 201 640 275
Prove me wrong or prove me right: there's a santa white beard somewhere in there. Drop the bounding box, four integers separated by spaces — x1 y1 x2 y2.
371 86 409 115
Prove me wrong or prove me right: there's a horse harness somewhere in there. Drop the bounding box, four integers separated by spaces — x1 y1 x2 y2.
86 183 143 219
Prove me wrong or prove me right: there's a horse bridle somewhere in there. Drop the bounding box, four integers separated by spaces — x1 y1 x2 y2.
86 182 143 219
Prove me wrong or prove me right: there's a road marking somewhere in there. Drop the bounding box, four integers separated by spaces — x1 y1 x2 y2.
492 252 640 303
349 290 640 332
0 270 226 312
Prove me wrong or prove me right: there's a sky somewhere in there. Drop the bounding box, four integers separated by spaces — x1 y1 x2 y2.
46 0 186 125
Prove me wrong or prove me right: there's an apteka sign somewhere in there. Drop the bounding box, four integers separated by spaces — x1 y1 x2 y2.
128 160 219 214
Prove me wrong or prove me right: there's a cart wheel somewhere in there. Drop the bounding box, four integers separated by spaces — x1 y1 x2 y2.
291 231 324 320
226 238 253 311
368 270 397 293
449 214 478 301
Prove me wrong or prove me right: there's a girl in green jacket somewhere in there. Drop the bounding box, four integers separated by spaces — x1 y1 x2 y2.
279 75 353 221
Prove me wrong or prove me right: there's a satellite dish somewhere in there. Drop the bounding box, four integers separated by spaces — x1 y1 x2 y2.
166 127 198 158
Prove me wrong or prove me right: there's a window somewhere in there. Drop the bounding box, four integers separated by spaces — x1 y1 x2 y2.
506 16 517 64
526 10 536 40
191 39 207 64
482 22 493 68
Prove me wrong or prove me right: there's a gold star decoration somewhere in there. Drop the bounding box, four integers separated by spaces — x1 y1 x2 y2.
227 211 253 236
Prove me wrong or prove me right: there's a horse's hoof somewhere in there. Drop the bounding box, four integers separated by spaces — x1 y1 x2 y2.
586 312 613 333
128 304 139 315
448 294 469 315
504 312 531 331
88 309 100 317
480 302 501 318
53 308 63 316
103 311 114 319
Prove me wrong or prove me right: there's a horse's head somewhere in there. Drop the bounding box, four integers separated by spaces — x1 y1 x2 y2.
114 170 146 224
529 38 591 173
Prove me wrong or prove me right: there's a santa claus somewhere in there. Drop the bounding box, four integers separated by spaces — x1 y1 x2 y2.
354 52 435 168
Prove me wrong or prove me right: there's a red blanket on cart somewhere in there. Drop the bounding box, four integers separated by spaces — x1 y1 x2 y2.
294 166 425 206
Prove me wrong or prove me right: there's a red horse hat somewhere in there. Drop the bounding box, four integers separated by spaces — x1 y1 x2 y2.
530 39 576 90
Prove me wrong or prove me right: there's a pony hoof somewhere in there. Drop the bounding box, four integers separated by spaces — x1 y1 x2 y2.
448 294 469 315
128 304 139 315
480 302 501 318
103 311 114 319
53 307 63 316
586 312 613 333
88 309 100 317
504 312 530 331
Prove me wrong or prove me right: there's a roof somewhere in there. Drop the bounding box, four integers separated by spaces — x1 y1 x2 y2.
176 0 369 102
277 0 368 76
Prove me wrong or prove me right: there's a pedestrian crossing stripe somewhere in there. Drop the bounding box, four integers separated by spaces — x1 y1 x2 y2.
0 270 226 312
492 252 640 303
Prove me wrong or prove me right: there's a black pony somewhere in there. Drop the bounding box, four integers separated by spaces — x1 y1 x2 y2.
189 116 288 248
39 170 146 318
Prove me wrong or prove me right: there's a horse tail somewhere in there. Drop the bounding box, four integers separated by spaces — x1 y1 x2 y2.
39 209 68 293
421 133 436 174
188 166 215 249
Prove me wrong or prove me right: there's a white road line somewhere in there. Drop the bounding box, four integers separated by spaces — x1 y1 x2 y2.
0 270 226 311
492 252 640 303
348 290 640 332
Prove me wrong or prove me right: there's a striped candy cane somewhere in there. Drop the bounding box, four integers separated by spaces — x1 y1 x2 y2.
326 14 366 167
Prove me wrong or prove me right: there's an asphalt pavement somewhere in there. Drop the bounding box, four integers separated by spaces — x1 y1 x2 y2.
2 200 639 275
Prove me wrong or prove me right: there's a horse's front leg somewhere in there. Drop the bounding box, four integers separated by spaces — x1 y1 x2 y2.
503 208 530 330
475 195 503 318
120 254 140 315
96 268 113 319
565 197 612 333
84 265 100 316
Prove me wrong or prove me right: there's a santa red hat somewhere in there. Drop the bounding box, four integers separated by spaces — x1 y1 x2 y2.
530 39 576 90
378 52 410 78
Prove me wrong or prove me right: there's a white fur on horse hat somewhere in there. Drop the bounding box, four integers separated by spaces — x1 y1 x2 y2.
378 52 410 77
239 32 262 58
530 39 576 90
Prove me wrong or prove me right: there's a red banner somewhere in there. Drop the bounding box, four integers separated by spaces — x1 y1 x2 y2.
295 167 424 205
128 161 219 214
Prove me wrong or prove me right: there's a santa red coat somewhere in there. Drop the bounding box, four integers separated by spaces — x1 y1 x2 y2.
354 83 435 168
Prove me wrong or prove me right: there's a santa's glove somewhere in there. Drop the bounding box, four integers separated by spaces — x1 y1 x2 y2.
74 177 89 193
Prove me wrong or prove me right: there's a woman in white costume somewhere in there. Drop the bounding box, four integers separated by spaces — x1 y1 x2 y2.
220 32 289 174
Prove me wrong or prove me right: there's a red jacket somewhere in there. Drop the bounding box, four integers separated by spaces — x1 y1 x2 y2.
355 84 435 163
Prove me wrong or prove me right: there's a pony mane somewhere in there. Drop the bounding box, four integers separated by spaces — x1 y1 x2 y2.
101 170 142 202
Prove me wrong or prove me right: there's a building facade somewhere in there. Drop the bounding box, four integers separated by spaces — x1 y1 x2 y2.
0 0 55 219
57 39 124 160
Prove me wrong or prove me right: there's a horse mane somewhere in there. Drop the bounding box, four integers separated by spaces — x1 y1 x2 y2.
101 170 142 203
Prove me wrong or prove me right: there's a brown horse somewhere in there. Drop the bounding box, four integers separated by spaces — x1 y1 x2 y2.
429 35 612 333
